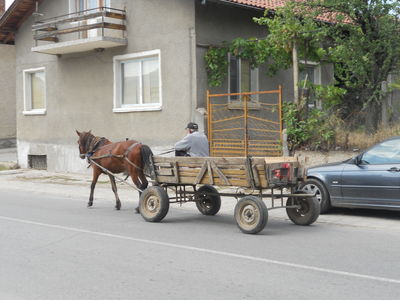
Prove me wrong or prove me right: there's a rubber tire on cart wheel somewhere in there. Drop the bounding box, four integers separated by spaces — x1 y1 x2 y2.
139 186 169 222
300 178 331 214
234 196 268 234
195 185 221 216
286 191 320 225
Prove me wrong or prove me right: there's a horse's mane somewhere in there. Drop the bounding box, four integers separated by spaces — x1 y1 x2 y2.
81 132 111 154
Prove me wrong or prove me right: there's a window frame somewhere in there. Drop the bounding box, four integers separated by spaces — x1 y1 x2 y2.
228 53 260 109
69 0 111 13
228 54 259 103
113 49 162 113
23 67 46 116
299 60 321 85
299 60 322 109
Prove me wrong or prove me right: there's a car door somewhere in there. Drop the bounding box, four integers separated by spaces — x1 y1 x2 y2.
339 138 400 209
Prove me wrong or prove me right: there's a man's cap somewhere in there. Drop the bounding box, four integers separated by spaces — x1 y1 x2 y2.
186 122 198 130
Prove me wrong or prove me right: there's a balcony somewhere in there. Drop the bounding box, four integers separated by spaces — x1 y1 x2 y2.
31 7 127 55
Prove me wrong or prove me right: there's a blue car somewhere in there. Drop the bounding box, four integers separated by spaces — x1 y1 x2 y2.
301 136 400 213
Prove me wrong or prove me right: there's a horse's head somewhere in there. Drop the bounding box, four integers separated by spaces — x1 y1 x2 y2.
76 130 93 159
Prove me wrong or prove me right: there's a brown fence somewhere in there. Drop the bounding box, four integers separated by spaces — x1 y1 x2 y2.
207 87 283 157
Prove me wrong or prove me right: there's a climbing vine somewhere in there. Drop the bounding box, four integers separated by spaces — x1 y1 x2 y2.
204 45 229 87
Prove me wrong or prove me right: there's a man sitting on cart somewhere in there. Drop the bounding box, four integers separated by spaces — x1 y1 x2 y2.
175 122 209 157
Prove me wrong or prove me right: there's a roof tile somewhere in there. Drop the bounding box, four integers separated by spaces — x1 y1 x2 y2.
225 0 289 10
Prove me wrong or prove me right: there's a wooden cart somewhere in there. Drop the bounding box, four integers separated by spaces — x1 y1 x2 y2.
139 156 319 234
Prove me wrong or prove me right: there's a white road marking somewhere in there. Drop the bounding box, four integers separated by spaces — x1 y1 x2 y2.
1 215 400 285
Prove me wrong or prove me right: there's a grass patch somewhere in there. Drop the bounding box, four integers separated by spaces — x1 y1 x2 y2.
335 124 400 150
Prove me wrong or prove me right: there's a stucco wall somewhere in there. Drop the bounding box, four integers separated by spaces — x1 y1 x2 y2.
0 44 16 147
15 0 196 172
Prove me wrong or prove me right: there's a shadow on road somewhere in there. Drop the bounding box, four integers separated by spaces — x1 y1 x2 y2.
328 207 400 221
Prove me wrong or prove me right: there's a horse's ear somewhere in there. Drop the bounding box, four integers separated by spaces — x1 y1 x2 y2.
88 130 92 134
76 130 81 136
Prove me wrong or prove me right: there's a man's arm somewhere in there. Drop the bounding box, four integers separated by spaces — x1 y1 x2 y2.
174 135 191 151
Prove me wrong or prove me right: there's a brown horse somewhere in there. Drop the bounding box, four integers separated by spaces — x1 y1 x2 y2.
76 130 154 211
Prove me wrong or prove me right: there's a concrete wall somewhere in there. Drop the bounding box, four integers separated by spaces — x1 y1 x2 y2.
15 0 195 172
0 44 16 148
295 150 358 170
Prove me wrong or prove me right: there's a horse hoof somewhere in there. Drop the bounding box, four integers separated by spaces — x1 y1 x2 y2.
87 202 93 208
115 206 121 210
135 207 140 214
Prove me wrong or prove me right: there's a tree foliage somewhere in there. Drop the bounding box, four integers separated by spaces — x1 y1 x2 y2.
304 0 400 127
203 0 400 147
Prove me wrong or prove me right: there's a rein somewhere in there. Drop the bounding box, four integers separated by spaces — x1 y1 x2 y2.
157 149 175 156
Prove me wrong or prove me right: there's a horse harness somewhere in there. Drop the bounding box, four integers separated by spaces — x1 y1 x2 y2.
87 142 143 171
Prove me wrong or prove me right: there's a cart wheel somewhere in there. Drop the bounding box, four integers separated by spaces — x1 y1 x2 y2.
234 196 268 234
195 185 221 216
286 191 320 225
139 186 169 222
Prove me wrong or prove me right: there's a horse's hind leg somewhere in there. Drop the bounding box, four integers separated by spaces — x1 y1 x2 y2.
109 174 121 210
128 170 144 214
88 168 101 208
133 171 149 213
138 171 148 191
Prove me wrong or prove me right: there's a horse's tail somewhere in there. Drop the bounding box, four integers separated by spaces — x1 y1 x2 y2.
140 144 155 179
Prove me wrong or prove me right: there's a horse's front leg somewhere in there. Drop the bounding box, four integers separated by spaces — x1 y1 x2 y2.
88 168 101 208
108 174 121 210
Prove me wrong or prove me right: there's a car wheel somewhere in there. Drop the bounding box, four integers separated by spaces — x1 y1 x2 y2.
300 178 331 214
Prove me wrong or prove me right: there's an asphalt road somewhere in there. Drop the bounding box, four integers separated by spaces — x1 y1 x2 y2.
1 176 400 300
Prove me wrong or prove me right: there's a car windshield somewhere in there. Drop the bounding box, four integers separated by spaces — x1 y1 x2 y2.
362 138 400 164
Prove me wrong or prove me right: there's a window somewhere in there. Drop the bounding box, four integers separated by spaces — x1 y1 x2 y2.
113 50 162 112
71 0 110 12
299 61 321 109
23 68 46 115
228 55 259 102
299 61 321 85
361 139 400 164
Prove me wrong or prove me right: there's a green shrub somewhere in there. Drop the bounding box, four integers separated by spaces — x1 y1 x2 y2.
283 102 336 151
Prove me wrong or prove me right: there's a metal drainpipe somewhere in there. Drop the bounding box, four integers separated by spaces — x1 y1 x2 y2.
189 27 197 123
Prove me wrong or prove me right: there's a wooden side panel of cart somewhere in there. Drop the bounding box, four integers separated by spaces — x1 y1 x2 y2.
152 156 299 189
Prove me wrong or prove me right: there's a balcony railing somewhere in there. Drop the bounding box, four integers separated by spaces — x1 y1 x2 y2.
31 7 127 55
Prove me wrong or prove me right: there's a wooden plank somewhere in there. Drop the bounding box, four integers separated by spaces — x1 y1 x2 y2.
265 164 271 184
37 27 57 32
37 37 58 42
156 175 250 187
156 168 173 176
264 156 298 164
173 162 179 183
207 160 214 185
194 162 208 185
177 173 248 182
244 159 255 188
153 156 248 165
251 161 260 188
105 11 127 20
259 175 268 188
176 163 246 170
210 161 230 185
155 162 173 168
176 168 247 177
